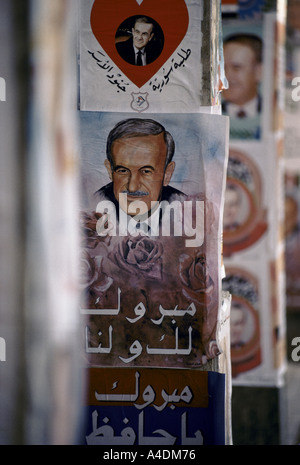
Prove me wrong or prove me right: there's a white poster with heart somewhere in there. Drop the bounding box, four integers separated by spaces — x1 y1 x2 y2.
79 0 218 113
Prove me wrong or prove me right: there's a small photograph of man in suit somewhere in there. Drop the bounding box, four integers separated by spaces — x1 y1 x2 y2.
115 15 164 66
223 182 244 232
222 33 263 119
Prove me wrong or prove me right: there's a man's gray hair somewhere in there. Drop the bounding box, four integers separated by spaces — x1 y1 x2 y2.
106 118 175 169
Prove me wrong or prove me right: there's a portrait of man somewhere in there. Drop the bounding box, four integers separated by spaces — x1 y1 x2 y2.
94 117 186 236
230 298 262 378
223 182 243 232
284 179 300 306
115 15 164 66
222 33 263 119
79 111 228 369
230 302 248 350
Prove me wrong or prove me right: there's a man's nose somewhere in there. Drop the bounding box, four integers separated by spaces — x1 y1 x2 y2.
127 172 140 192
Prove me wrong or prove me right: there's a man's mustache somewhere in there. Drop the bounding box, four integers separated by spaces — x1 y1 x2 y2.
121 190 149 197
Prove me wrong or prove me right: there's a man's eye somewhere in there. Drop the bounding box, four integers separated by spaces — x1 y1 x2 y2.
115 168 128 174
141 169 153 175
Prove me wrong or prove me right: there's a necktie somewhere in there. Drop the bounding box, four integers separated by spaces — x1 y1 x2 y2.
136 50 143 66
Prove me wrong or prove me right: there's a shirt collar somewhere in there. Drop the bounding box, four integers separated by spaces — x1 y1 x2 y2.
119 206 160 237
133 45 145 55
225 95 259 118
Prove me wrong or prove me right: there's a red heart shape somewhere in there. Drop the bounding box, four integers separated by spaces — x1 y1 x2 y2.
91 0 189 88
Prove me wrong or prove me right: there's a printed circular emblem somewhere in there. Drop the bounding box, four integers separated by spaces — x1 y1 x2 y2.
222 266 262 377
223 148 267 256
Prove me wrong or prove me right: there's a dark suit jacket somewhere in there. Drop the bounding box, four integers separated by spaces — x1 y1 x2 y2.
222 94 262 117
94 182 186 212
115 36 162 66
94 183 186 235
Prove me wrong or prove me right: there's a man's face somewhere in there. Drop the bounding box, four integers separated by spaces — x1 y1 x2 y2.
132 21 154 50
224 187 241 229
230 306 246 346
223 42 262 106
105 133 175 217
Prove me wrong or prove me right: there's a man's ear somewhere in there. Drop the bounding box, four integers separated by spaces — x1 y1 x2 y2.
104 159 113 181
163 161 175 186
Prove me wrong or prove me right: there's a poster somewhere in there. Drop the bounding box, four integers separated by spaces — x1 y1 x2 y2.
84 368 226 445
221 4 286 140
222 266 262 378
222 256 286 386
284 172 300 308
221 21 264 140
79 111 229 369
284 0 300 167
284 45 300 167
223 147 268 256
79 0 220 112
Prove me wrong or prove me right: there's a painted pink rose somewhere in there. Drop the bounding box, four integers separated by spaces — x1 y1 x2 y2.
109 235 163 280
80 211 112 248
179 252 214 304
79 250 112 293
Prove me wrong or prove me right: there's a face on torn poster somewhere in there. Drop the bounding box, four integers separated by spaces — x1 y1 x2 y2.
221 22 264 140
79 0 208 112
223 148 268 256
222 267 262 379
79 112 229 368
